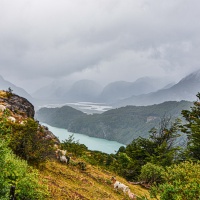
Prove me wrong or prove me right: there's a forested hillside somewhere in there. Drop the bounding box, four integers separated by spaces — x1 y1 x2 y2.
36 106 86 128
36 101 192 144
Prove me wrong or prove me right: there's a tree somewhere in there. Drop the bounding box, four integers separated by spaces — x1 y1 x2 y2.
181 93 200 160
148 117 181 166
61 134 88 157
6 87 13 98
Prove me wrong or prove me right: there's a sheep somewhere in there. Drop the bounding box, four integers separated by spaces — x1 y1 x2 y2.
8 116 16 123
111 177 129 194
127 189 137 199
55 149 67 159
0 104 6 112
55 148 70 164
60 155 70 165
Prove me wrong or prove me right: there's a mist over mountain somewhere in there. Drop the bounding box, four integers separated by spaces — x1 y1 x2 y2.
2 69 200 109
32 76 171 105
32 79 73 103
0 75 34 104
98 77 172 103
115 70 200 107
63 80 103 102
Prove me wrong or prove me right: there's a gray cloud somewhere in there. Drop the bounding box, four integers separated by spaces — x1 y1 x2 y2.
0 0 200 92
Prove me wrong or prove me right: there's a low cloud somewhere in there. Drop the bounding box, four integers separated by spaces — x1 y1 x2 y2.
0 0 200 92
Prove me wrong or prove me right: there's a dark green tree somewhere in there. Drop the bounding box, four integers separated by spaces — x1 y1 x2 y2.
149 117 181 166
181 93 200 160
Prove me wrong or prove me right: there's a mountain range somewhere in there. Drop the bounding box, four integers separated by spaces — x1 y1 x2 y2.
115 70 200 107
1 69 200 109
32 76 172 105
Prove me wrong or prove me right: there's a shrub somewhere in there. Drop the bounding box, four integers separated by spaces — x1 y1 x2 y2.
9 119 54 166
0 140 48 199
150 161 200 200
139 162 164 185
61 134 88 157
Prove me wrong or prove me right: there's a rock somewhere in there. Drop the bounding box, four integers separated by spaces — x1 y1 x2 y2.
0 91 35 118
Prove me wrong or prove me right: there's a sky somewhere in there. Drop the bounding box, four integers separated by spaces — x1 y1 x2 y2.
0 0 200 93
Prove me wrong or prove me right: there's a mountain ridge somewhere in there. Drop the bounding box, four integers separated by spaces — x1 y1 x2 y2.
115 69 200 107
36 100 192 144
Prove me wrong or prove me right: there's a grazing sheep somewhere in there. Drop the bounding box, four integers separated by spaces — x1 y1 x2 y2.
0 104 6 112
55 149 67 159
8 116 16 123
127 189 137 199
60 155 70 165
111 177 129 194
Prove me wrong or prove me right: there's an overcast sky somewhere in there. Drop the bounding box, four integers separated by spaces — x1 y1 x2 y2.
0 0 200 93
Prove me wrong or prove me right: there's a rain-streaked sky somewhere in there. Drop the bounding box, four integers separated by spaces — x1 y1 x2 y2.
0 0 200 93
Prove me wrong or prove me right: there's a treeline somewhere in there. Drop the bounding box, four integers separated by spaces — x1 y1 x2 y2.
60 94 200 200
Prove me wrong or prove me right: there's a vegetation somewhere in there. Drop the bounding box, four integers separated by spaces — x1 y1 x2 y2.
181 92 200 160
6 87 13 98
150 161 200 200
36 106 86 129
36 100 192 144
1 89 200 199
0 140 48 200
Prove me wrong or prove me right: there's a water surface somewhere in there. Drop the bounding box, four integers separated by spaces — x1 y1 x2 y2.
42 123 125 154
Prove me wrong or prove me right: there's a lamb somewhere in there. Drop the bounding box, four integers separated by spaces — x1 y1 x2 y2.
8 116 16 123
0 104 6 112
111 177 129 194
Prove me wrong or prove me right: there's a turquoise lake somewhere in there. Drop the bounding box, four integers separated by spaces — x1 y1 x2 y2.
42 123 125 154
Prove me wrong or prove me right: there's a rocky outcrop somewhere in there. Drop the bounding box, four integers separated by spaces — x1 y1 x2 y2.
0 90 60 146
0 91 35 118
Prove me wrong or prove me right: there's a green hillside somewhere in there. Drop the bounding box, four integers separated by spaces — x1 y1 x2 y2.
36 101 192 144
36 106 87 128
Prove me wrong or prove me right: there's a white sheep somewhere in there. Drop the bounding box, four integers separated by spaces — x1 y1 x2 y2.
8 116 16 123
59 155 70 164
111 177 129 194
55 149 67 159
0 105 6 112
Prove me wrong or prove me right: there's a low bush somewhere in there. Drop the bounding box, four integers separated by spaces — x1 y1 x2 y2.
150 161 200 200
139 162 164 185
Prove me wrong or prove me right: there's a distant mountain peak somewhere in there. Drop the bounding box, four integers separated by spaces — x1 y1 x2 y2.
178 69 200 83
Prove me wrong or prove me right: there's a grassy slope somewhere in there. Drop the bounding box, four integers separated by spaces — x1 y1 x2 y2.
40 158 151 200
